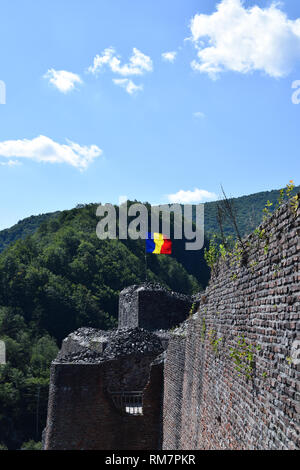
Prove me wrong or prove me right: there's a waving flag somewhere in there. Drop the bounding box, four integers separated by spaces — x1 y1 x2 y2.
146 232 172 254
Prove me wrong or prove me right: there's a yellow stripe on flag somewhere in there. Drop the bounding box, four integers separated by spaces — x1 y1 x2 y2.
153 232 164 254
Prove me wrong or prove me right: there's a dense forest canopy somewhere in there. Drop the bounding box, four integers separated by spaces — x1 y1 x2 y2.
202 185 300 238
1 185 299 253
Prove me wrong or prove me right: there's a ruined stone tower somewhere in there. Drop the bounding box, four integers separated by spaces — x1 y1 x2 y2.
118 283 194 330
43 283 193 450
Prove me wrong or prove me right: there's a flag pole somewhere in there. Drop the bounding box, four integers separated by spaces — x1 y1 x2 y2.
145 238 148 282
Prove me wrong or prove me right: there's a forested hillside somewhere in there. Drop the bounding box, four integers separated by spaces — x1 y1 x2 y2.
203 185 300 238
1 185 299 253
0 212 60 253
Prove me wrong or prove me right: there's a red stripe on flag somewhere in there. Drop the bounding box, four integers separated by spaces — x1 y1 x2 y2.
160 238 172 254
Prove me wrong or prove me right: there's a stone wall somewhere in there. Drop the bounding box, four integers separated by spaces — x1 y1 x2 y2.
118 283 194 331
163 198 300 450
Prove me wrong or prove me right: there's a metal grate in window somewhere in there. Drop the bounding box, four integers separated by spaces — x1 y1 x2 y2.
109 391 143 415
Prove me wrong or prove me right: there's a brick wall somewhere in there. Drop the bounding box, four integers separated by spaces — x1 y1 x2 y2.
44 357 164 450
163 198 300 450
162 336 186 449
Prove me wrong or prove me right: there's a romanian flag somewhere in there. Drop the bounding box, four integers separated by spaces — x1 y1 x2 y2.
146 232 172 254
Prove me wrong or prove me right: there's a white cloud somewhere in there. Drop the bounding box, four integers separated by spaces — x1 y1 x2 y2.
162 51 177 63
88 47 153 76
113 78 143 94
0 135 102 171
189 0 300 79
87 47 115 74
167 188 217 204
0 159 21 167
118 195 128 205
193 111 205 118
44 69 83 93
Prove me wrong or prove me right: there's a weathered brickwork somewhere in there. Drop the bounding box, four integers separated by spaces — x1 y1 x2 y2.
44 328 165 450
44 360 164 450
163 199 300 450
162 336 186 449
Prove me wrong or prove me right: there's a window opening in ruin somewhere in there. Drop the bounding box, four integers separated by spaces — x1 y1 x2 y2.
109 391 143 415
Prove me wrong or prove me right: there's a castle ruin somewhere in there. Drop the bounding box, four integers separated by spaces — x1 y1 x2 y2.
44 198 299 450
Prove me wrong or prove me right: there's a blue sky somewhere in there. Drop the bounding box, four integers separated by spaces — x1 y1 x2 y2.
0 0 299 230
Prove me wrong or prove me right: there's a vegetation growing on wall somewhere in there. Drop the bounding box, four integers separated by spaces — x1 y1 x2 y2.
229 336 261 381
203 183 299 240
204 181 299 274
